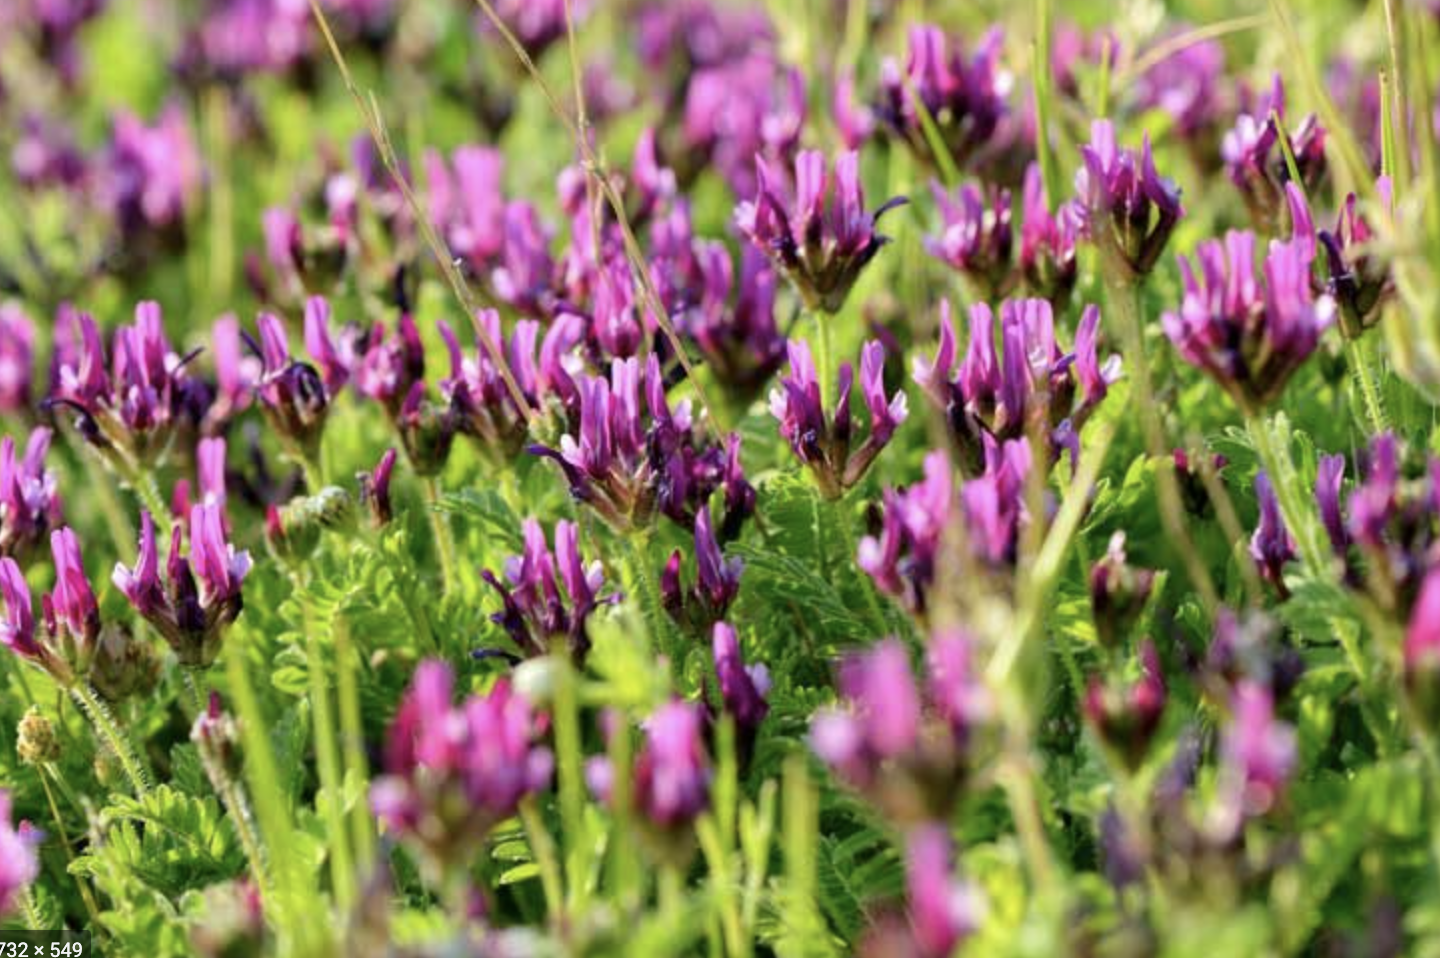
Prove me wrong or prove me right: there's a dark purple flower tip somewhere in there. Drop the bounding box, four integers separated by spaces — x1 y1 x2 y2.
0 428 62 559
857 450 953 614
1318 176 1394 338
712 621 769 735
1250 471 1297 594
359 448 398 527
0 303 35 414
1316 453 1348 557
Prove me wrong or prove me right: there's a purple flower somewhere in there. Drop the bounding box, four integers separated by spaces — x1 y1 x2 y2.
1089 532 1156 648
372 661 553 878
1131 32 1227 148
475 0 587 61
49 302 188 471
736 149 906 313
0 790 42 919
634 699 711 828
1162 232 1336 413
1250 471 1297 596
1318 177 1394 337
112 505 249 668
905 825 984 958
359 448 398 527
0 558 39 661
480 519 612 663
353 313 426 415
205 314 260 432
43 527 100 673
857 451 953 615
302 296 364 397
924 181 1013 300
254 312 330 468
0 302 35 413
769 338 908 498
182 0 310 78
833 70 874 150
679 244 785 400
960 436 1033 566
875 24 1010 174
1222 75 1327 236
914 297 1117 473
532 355 751 532
1405 566 1440 720
100 104 202 237
1215 681 1296 833
1316 453 1348 557
683 55 805 198
425 146 506 273
1019 164 1079 307
1073 120 1183 278
811 634 988 822
663 507 744 630
711 621 770 741
0 428 61 559
490 201 558 319
1083 641 1166 770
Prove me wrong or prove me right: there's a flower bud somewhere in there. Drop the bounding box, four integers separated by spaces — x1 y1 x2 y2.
16 707 59 766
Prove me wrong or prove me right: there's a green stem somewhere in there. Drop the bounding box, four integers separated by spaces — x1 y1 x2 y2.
1346 337 1389 436
1105 277 1220 615
130 470 174 540
551 649 585 913
225 639 324 954
182 668 207 718
519 798 565 924
37 764 102 925
215 766 273 906
333 616 375 869
304 600 355 910
1245 413 1328 577
92 469 136 560
71 683 150 796
423 476 458 595
813 311 834 414
834 494 888 636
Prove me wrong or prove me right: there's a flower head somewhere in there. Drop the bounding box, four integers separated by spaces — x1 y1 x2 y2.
1250 471 1297 595
678 244 785 401
1162 231 1335 413
480 519 614 663
112 506 250 668
1089 532 1156 647
0 428 62 559
711 621 770 745
914 297 1117 473
810 633 988 822
1317 177 1394 338
532 355 752 532
904 825 985 958
633 699 712 829
1073 120 1183 278
0 790 42 918
1221 75 1327 235
1083 641 1167 770
358 448 398 527
372 661 553 881
49 302 191 472
769 338 908 498
0 303 35 414
925 181 1013 299
253 312 330 469
874 24 1010 174
662 506 743 630
736 149 906 313
1019 164 1079 307
1212 681 1296 836
43 527 100 675
1404 565 1440 722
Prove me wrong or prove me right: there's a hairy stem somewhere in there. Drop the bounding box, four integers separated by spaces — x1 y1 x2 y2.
71 683 151 796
